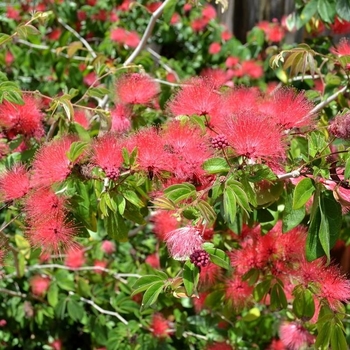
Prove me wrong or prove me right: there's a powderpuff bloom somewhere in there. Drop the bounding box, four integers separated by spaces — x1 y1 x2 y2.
225 56 239 68
115 73 159 105
193 292 209 313
24 187 66 222
101 240 116 254
49 339 62 350
199 262 221 287
165 226 203 260
129 127 168 177
124 31 140 48
47 28 62 41
91 133 124 180
30 275 51 296
31 136 77 188
224 112 285 160
167 78 225 121
83 72 98 87
145 253 160 269
0 164 30 202
73 110 90 129
5 51 14 65
150 313 173 338
0 96 44 139
151 210 179 241
110 27 126 44
202 4 216 20
260 88 314 129
225 275 253 309
27 214 76 253
206 342 233 350
241 60 263 79
110 104 131 133
201 68 228 88
64 246 85 268
191 18 208 32
170 12 181 25
279 322 314 350
329 112 350 140
331 17 350 34
208 42 221 55
6 6 21 21
221 29 232 41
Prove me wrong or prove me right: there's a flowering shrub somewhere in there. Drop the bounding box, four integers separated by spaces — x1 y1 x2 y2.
1 0 350 349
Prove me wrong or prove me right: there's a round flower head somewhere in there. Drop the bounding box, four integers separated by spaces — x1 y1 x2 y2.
165 226 203 260
329 112 350 140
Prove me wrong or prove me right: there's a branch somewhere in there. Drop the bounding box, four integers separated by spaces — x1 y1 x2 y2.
123 0 172 66
277 168 303 180
57 18 97 59
76 294 129 325
0 287 26 298
307 85 348 117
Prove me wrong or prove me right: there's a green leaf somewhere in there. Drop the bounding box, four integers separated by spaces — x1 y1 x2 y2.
164 183 196 203
315 321 331 349
56 270 75 291
123 190 144 208
223 186 236 224
0 33 10 46
105 210 129 242
293 287 315 319
318 0 336 23
197 200 217 225
246 164 277 182
345 157 350 180
67 141 88 163
202 158 230 174
116 194 126 215
293 178 315 209
48 283 59 307
282 189 305 232
55 297 67 319
331 323 348 350
203 247 230 270
336 0 350 21
87 87 110 99
241 307 261 322
141 281 164 310
15 234 31 259
163 0 177 23
67 299 85 322
183 261 199 297
253 279 271 302
132 275 165 296
299 0 318 28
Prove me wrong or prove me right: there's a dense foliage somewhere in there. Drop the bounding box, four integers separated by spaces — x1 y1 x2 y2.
2 0 350 349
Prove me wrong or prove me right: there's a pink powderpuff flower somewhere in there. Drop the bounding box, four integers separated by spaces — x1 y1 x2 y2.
49 339 62 350
200 68 228 89
129 127 168 177
145 253 160 269
83 72 98 87
150 313 173 338
167 78 225 121
110 27 127 44
91 133 124 180
241 60 263 79
224 112 285 160
170 12 181 25
165 226 203 260
146 2 162 13
225 56 239 68
27 214 76 253
208 42 221 55
199 262 221 287
0 96 44 139
73 110 90 129
5 51 14 65
115 73 159 105
279 322 314 350
24 187 66 222
266 339 286 350
124 31 140 48
151 210 179 241
31 136 77 188
110 104 132 133
191 18 209 32
64 246 85 268
0 319 6 327
329 112 350 139
225 275 253 309
261 88 314 129
30 275 51 296
101 240 116 254
6 6 21 21
331 17 350 34
47 28 62 41
193 292 209 313
202 4 216 20
221 29 232 41
0 164 30 202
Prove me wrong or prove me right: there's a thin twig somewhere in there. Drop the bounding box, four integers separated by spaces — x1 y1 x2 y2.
123 0 173 66
146 47 180 80
77 294 129 325
57 18 97 59
306 85 348 117
0 287 26 298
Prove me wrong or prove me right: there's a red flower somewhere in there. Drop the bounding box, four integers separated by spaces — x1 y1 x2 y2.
151 210 179 241
64 246 85 268
241 60 263 79
94 260 108 274
27 214 76 253
145 253 160 269
165 226 203 260
167 78 225 121
225 56 239 68
0 164 30 201
279 322 314 350
83 72 98 87
30 275 51 296
91 133 124 180
5 51 14 65
261 88 314 129
201 68 228 88
0 96 44 139
101 240 116 254
225 275 253 309
115 73 159 105
31 136 76 188
329 112 350 139
124 31 140 48
110 104 131 133
202 4 216 20
331 17 350 34
199 262 221 287
206 342 233 350
150 313 172 338
110 28 127 44
73 110 90 129
223 111 285 160
191 18 209 32
6 6 21 21
48 28 62 41
208 42 221 55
